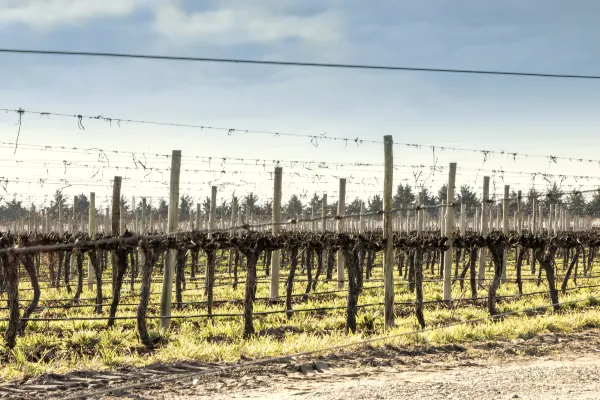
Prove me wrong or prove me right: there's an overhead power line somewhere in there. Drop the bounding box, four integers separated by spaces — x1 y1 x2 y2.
1 48 600 80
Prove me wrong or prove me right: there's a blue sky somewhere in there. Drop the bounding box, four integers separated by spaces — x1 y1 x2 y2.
0 0 599 210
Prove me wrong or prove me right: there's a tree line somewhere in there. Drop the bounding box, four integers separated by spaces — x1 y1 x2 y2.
1 182 599 224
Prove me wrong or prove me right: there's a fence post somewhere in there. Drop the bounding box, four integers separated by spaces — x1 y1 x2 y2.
228 197 237 274
141 198 147 232
359 202 365 233
111 177 122 293
478 176 490 284
517 191 523 233
270 167 283 300
337 178 346 290
160 150 181 331
443 163 457 302
195 203 201 231
88 192 96 291
502 185 509 280
460 203 466 235
322 194 328 232
58 201 63 235
383 135 394 328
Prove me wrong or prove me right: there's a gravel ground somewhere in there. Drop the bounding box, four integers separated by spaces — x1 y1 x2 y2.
11 329 600 399
170 354 600 400
131 331 600 400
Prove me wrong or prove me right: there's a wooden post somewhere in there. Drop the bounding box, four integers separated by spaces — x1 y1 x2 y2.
111 177 122 293
502 185 509 280
58 201 63 235
382 136 394 328
478 176 490 284
196 203 201 231
228 197 237 274
460 203 466 235
209 186 217 237
88 192 95 291
337 178 346 289
359 202 366 233
141 198 147 232
160 150 181 331
517 191 523 234
270 167 283 300
322 194 328 232
443 163 457 302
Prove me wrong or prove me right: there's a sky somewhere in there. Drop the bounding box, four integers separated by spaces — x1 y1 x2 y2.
1 0 600 211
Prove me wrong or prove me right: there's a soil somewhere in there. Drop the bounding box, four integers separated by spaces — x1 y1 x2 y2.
6 329 600 399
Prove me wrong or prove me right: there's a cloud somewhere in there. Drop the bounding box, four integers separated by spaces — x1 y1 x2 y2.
152 2 343 45
0 0 344 46
0 0 144 27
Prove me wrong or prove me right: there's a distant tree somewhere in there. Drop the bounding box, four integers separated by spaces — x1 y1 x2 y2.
393 184 416 209
216 199 229 220
523 188 541 216
587 190 600 218
417 187 437 217
304 193 322 217
456 185 480 217
327 200 339 217
368 194 383 212
179 194 193 220
567 191 588 216
261 200 273 219
202 196 211 215
0 198 26 220
242 192 259 219
538 182 564 214
285 195 303 217
346 198 363 215
157 198 168 219
49 189 69 219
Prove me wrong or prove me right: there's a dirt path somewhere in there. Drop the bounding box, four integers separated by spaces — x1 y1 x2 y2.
132 331 600 400
171 354 600 400
10 329 600 399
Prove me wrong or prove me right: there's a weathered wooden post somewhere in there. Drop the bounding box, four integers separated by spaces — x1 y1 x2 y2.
337 178 346 289
443 163 457 302
141 198 147 232
196 204 201 231
502 185 509 280
111 177 122 293
270 167 283 300
58 201 63 235
322 194 328 232
160 150 181 331
383 135 394 328
478 176 490 284
88 192 96 291
359 202 366 233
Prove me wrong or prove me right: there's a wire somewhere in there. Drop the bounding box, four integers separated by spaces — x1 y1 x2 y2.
2 48 600 80
2 108 600 165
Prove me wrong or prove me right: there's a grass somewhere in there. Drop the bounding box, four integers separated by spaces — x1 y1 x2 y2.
0 250 599 380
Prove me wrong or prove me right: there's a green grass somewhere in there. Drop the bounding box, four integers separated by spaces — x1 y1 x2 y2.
0 251 599 380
